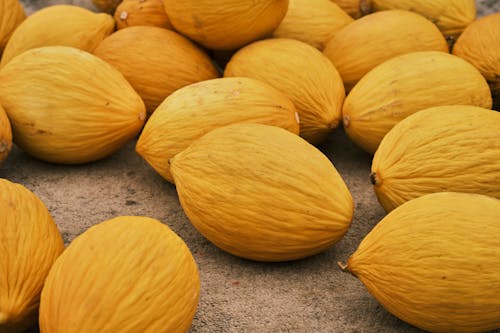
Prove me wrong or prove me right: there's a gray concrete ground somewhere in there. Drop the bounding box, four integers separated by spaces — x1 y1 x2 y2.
2 1 499 332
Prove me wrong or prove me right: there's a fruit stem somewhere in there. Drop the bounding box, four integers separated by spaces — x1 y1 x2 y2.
360 0 373 16
337 261 349 272
370 172 381 186
342 115 350 128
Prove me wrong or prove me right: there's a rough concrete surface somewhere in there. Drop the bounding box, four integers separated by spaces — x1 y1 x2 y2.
1 1 499 332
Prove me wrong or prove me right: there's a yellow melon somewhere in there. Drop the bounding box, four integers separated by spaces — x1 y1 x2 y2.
371 105 500 212
0 104 11 164
0 46 146 164
372 0 476 39
163 0 289 50
342 51 492 154
39 216 200 333
0 178 64 333
136 77 300 183
170 123 353 262
453 13 500 111
0 0 25 55
225 38 345 144
330 0 372 18
94 26 219 115
92 0 122 13
0 5 114 68
341 192 500 333
273 0 353 50
114 0 173 30
323 10 448 91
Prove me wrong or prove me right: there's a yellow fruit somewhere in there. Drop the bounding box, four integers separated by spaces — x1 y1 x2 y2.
170 123 353 262
0 178 65 333
323 10 448 91
272 0 353 50
136 77 300 183
372 0 476 39
92 0 122 13
0 0 25 54
94 26 219 115
114 0 173 30
453 13 500 111
225 38 345 144
39 216 200 333
371 105 500 212
163 0 289 50
0 46 146 164
342 192 500 333
0 104 11 164
0 5 114 68
342 51 492 154
330 0 372 18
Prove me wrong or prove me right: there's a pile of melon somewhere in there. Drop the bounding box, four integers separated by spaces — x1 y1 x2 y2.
0 0 499 332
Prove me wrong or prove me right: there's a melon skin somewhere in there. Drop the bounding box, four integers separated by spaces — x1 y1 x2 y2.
345 192 500 333
39 216 200 333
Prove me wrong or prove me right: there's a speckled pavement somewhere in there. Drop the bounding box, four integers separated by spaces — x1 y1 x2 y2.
2 1 499 332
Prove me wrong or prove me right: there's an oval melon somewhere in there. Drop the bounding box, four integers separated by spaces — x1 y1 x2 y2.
342 51 492 154
453 13 500 111
323 10 448 91
371 105 500 212
225 38 345 144
330 0 372 18
163 0 289 50
136 77 300 183
94 26 219 115
0 178 64 333
272 0 353 50
342 192 500 333
0 5 114 68
170 123 353 262
372 0 476 39
0 46 146 164
114 0 172 30
39 216 200 333
0 0 25 55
